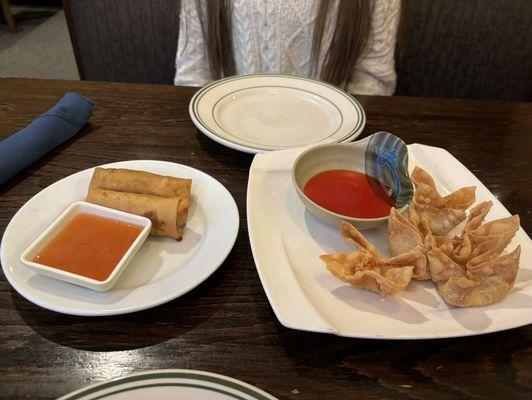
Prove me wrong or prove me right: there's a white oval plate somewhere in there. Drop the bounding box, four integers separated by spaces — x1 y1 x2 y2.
57 369 277 400
247 144 532 339
190 74 366 153
1 160 239 316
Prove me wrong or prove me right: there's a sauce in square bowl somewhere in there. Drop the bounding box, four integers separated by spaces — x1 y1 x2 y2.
33 212 143 281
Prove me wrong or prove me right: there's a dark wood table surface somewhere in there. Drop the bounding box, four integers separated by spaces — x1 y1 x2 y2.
0 78 531 400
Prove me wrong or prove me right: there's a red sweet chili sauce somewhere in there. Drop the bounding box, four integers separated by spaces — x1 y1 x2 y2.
303 169 393 218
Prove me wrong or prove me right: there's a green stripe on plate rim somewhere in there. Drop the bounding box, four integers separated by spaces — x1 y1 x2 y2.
192 74 364 146
210 85 345 147
191 74 365 149
73 383 251 400
61 371 274 400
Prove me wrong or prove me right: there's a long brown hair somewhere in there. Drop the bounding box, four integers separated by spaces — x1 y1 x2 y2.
197 0 371 86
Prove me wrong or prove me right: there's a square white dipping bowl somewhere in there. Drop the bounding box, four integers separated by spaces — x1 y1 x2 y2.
20 201 151 292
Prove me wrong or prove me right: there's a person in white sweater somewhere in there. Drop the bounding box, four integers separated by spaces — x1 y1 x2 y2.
175 0 400 96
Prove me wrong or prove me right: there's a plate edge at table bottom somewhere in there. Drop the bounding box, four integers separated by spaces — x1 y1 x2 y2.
57 369 278 400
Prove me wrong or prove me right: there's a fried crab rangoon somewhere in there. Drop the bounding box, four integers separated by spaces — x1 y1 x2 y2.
411 166 476 235
428 246 521 307
320 221 427 296
428 201 521 307
385 207 432 280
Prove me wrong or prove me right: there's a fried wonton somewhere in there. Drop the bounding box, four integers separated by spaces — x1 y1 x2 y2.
428 246 521 307
411 204 467 236
441 201 494 262
411 166 475 235
439 205 520 266
341 221 428 280
461 200 493 234
387 207 432 280
321 251 414 296
388 207 424 256
428 211 521 307
321 221 427 296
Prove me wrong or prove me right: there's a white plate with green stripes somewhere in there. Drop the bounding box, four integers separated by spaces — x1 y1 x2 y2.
58 370 277 400
190 74 366 154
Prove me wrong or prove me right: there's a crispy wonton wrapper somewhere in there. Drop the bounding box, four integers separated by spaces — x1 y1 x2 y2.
387 208 430 255
460 200 493 234
411 166 475 235
320 221 427 296
387 207 432 280
428 246 521 307
435 202 520 267
388 208 423 256
428 210 521 307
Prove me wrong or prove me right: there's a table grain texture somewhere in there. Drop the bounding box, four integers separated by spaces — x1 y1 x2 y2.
0 78 531 400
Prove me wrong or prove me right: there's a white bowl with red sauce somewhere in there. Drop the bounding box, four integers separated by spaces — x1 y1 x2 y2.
20 201 151 291
292 143 406 229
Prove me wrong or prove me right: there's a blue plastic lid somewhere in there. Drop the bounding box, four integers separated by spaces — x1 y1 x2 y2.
363 131 413 209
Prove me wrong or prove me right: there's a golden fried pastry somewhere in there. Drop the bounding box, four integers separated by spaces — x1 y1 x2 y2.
411 166 475 235
428 246 520 307
86 167 192 240
387 207 432 280
321 221 428 296
428 210 521 307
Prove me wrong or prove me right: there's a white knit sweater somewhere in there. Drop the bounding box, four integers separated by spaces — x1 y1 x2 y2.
174 0 400 95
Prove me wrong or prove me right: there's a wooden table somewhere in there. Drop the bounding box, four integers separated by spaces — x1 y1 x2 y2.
0 78 531 400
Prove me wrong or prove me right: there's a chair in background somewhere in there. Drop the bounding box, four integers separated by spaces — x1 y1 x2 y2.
396 0 532 101
64 0 532 100
1 0 16 33
64 0 179 84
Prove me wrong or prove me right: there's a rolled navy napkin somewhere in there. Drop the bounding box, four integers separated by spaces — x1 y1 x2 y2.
0 92 93 186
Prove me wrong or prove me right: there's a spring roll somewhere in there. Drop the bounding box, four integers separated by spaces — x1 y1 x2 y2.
89 167 191 200
86 188 189 240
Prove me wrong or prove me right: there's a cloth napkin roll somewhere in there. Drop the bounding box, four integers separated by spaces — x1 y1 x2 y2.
0 92 93 186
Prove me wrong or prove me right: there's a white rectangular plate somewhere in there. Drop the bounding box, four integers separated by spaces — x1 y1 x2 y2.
247 144 532 339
